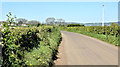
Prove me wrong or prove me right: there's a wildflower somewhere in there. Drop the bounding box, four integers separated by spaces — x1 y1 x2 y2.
42 61 45 63
33 55 35 57
26 61 28 63
11 54 14 57
16 59 18 61
30 64 32 66
38 59 42 61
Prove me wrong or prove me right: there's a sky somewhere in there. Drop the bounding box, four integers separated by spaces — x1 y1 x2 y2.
1 2 118 23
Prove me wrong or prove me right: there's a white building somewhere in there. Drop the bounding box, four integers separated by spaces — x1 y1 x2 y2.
21 24 27 26
8 23 16 26
0 21 3 27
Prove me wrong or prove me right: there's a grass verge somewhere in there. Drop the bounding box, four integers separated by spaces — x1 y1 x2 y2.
61 28 119 46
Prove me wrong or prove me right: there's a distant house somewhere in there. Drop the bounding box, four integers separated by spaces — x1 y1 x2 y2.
11 23 16 26
8 23 16 26
0 21 4 27
21 23 28 26
0 24 2 27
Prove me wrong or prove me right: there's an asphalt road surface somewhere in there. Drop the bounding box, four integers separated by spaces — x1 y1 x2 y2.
55 31 118 66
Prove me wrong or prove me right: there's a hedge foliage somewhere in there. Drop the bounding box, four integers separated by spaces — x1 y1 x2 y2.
67 24 84 27
60 23 120 46
1 26 62 67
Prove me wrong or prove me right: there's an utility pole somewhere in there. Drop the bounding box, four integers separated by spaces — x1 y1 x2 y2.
102 4 104 26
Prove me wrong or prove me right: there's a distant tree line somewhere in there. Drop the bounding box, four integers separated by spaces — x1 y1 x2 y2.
67 24 84 27
46 17 67 26
3 12 85 27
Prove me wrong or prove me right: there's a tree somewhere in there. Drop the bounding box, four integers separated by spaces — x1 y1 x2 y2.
18 21 23 26
28 20 40 26
6 12 17 26
46 17 55 25
37 23 41 27
56 18 66 25
67 24 84 27
16 18 27 23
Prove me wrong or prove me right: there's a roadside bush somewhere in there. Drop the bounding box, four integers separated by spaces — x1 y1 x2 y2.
67 24 84 27
2 26 61 66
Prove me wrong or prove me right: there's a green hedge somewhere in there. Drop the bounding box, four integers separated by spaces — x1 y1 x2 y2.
60 23 119 46
1 26 62 66
67 24 84 27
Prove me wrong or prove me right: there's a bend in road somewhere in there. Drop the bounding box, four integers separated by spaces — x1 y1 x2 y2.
55 31 118 65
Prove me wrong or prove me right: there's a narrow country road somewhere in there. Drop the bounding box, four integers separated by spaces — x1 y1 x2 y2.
55 31 118 66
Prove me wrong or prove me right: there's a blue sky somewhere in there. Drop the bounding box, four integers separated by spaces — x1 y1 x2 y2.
1 2 118 23
1 0 119 2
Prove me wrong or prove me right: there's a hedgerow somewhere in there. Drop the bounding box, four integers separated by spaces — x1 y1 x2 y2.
67 24 84 27
1 26 62 67
60 23 120 46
